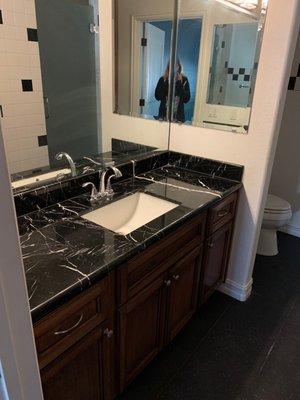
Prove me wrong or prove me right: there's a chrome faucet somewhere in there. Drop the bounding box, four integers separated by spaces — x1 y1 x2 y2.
82 166 122 204
99 166 122 196
55 152 76 177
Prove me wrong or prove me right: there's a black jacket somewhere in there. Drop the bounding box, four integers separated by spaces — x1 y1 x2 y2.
155 76 190 122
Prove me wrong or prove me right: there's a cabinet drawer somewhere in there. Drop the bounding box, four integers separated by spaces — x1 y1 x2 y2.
207 192 238 235
34 274 114 368
116 213 206 306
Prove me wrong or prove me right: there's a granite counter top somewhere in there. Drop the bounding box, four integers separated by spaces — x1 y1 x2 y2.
18 165 242 322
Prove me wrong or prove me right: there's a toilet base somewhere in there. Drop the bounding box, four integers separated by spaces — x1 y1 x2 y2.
257 228 279 256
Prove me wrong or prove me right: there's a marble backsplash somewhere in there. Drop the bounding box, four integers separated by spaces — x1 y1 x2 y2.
14 150 244 217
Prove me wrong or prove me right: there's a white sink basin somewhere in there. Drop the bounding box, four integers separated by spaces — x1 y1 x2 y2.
11 169 72 190
82 192 178 235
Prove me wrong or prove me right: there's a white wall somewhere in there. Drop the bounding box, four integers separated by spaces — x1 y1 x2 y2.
269 32 300 238
0 0 49 174
0 122 43 399
169 0 300 300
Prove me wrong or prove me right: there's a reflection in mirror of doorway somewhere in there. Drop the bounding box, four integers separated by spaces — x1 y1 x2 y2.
172 0 268 134
114 0 176 122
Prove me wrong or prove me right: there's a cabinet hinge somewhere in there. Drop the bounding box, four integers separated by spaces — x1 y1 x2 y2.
141 38 147 47
139 99 145 107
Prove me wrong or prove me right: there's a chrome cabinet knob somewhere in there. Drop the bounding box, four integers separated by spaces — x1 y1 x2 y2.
207 240 214 249
104 328 114 338
172 274 180 281
164 279 172 287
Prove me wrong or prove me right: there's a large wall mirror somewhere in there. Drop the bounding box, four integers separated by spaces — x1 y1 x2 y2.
114 0 268 133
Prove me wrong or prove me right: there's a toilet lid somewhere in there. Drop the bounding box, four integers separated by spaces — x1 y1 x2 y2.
265 194 291 212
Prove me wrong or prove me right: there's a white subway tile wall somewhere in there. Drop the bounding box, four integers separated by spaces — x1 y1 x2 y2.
0 0 49 174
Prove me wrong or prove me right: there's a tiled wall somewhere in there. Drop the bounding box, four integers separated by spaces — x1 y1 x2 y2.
288 62 300 91
0 0 49 174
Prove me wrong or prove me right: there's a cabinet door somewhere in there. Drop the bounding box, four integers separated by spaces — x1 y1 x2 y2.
118 276 167 390
200 222 233 304
41 321 114 400
166 246 203 343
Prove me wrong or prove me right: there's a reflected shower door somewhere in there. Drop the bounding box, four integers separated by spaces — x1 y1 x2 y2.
36 0 100 167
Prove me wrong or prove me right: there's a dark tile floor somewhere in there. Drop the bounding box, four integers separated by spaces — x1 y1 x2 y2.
117 233 300 400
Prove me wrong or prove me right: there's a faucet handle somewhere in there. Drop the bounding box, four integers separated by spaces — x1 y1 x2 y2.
82 182 100 203
107 167 122 193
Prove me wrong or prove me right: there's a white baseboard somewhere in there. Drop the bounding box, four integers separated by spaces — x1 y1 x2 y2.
218 278 253 302
279 224 300 238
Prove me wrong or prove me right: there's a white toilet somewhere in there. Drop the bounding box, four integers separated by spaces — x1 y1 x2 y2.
257 194 292 256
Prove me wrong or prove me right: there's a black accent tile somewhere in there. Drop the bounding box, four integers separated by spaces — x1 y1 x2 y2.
244 75 250 82
225 61 228 68
297 63 300 78
228 68 234 75
232 74 239 81
288 77 296 91
239 68 245 74
38 135 47 147
27 28 38 42
21 79 33 92
221 41 225 48
0 10 3 24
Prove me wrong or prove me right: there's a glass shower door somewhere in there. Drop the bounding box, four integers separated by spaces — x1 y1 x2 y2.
35 0 100 167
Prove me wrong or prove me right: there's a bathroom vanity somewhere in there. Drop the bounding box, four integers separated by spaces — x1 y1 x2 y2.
15 151 242 400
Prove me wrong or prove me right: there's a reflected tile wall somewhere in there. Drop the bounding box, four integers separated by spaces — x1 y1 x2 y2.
0 0 49 174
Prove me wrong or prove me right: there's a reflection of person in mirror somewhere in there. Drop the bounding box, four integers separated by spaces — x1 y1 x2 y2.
155 60 190 123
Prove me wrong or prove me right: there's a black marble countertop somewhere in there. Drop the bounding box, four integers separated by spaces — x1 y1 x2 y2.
18 166 242 322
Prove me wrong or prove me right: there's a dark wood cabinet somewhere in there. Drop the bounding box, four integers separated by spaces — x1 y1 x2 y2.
34 190 239 399
165 246 203 343
34 275 115 400
118 244 203 389
200 221 233 304
41 320 115 400
118 276 166 389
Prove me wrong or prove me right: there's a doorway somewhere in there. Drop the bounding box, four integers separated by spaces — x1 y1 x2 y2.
131 17 202 123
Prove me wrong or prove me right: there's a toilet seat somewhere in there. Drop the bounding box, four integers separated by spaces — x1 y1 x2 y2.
263 210 292 221
263 195 292 221
265 194 291 213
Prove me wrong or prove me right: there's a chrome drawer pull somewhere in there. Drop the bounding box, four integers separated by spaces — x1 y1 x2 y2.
54 313 84 335
164 279 172 287
172 274 180 281
217 208 230 218
104 328 114 339
208 241 214 249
